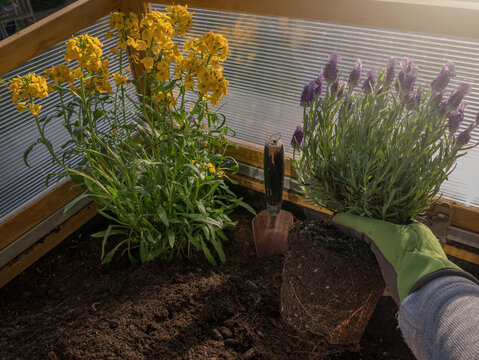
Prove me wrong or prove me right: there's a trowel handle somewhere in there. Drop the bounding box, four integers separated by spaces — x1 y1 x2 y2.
264 138 284 216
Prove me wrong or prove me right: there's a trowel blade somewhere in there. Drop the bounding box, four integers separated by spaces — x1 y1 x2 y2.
252 209 294 258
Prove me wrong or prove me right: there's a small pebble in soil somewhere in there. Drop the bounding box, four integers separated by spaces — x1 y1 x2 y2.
218 326 233 338
243 348 256 359
212 328 223 340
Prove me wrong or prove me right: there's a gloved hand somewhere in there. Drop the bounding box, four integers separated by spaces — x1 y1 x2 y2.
333 213 478 304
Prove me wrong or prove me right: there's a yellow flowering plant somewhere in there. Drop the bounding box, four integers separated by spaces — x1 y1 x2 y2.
9 6 252 265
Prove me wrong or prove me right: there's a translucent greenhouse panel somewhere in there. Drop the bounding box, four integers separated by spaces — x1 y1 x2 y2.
152 4 479 209
0 16 136 222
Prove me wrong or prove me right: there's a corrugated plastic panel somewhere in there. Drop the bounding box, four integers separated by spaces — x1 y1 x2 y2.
152 4 479 209
0 15 136 222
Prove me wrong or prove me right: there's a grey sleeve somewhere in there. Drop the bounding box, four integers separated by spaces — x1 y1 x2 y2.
398 275 479 360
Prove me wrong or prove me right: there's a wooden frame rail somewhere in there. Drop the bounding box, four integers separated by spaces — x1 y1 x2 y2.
152 0 479 40
1 0 479 287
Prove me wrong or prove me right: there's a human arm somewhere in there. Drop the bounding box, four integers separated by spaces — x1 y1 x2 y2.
333 213 479 360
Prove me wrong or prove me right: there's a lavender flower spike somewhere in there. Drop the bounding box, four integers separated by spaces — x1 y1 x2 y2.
401 57 413 73
431 61 456 93
348 59 362 88
323 53 342 83
447 83 472 112
402 66 418 96
447 102 466 132
430 90 446 109
300 80 316 107
337 81 347 98
314 71 323 97
362 70 376 94
385 57 398 85
291 126 304 149
456 123 474 146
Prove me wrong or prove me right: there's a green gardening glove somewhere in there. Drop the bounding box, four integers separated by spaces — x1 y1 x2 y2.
333 213 478 304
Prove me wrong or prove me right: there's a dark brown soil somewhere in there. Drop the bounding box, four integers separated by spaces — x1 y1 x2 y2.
281 221 384 344
0 212 414 359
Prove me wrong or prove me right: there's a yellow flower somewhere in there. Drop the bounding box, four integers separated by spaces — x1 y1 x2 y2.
105 31 115 39
8 73 49 106
190 160 195 165
16 102 27 113
112 73 128 85
140 56 154 70
207 162 216 174
117 40 127 50
110 47 121 56
200 124 206 129
217 170 225 178
28 103 41 116
125 66 131 72
154 60 170 81
166 5 193 38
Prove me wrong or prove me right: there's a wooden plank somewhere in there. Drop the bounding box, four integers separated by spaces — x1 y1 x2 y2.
0 180 83 252
0 195 91 268
151 0 479 40
229 172 333 215
226 140 297 178
0 0 121 77
0 202 98 289
444 243 479 265
444 202 479 234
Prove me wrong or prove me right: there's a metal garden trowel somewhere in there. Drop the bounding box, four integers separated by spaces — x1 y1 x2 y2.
252 136 294 258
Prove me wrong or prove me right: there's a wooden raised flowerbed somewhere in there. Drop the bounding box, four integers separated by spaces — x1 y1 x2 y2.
0 205 416 360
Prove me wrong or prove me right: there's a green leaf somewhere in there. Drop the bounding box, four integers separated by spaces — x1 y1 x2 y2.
210 232 226 263
101 238 128 264
63 193 91 215
201 240 217 266
23 138 49 167
239 201 256 215
140 240 148 263
93 109 106 121
157 207 169 226
168 230 175 248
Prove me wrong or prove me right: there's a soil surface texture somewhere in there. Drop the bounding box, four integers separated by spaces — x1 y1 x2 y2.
0 212 414 359
281 221 385 344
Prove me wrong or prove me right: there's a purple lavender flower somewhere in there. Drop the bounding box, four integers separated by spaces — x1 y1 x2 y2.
323 53 342 83
415 88 424 106
385 57 398 85
300 80 316 107
447 83 472 112
291 126 303 149
447 102 467 132
401 57 413 74
431 61 456 93
314 71 323 97
337 80 347 98
438 101 448 117
330 79 339 94
406 90 417 109
348 59 362 88
396 57 414 93
456 123 474 146
430 90 446 109
403 67 418 95
347 100 354 112
362 70 376 94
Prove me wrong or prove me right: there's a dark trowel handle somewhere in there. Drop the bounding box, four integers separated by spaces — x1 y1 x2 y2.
264 138 284 216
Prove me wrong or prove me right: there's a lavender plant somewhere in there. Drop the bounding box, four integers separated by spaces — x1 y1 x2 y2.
292 54 478 224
